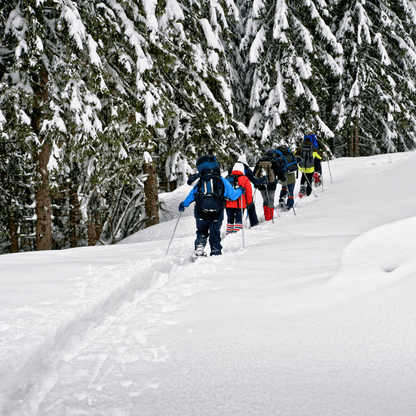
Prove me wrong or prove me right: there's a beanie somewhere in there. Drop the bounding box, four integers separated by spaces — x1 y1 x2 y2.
232 162 245 174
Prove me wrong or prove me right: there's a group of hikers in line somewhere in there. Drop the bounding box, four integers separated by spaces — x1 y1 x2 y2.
177 132 326 258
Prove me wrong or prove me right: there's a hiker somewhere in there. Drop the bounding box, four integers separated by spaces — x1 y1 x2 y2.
306 133 326 186
253 150 286 221
274 145 298 211
225 162 253 235
234 155 262 227
295 133 323 197
178 155 245 257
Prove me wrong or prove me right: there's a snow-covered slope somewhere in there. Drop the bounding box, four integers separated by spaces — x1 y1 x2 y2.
1 152 416 416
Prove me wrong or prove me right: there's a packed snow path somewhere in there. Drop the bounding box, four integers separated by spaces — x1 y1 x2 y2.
1 152 416 416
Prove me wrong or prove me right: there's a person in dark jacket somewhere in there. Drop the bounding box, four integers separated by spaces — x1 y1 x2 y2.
312 134 326 186
253 150 286 221
179 155 244 257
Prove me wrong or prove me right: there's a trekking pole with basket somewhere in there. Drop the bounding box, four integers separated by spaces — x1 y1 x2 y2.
327 159 333 183
165 212 182 256
240 196 245 248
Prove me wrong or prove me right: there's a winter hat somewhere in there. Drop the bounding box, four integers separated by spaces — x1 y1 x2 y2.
232 162 245 174
237 154 248 165
266 149 276 159
196 154 218 173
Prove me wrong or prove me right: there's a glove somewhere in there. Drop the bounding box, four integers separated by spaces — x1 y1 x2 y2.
261 176 268 185
187 173 199 185
178 202 185 212
238 185 245 194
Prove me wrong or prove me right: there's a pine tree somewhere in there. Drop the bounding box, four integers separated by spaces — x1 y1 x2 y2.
240 0 343 149
153 0 252 180
332 0 416 156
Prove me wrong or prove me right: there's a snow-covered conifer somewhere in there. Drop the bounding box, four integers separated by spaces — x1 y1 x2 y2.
332 0 416 156
240 0 343 148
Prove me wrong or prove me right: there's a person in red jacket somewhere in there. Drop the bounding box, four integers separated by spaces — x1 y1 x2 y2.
225 163 253 235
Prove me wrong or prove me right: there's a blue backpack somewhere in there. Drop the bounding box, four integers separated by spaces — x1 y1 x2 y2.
304 134 318 149
275 146 298 174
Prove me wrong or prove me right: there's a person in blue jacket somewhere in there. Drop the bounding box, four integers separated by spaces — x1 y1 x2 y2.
179 154 244 257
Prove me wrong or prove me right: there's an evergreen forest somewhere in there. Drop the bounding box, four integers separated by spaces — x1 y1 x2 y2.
1 0 416 253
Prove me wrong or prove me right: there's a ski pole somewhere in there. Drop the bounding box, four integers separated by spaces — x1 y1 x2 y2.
165 212 182 256
327 159 333 183
240 195 245 248
288 185 296 215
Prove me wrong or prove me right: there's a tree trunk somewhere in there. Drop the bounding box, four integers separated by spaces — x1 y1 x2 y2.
354 118 359 157
8 210 19 253
87 219 97 246
144 152 159 228
87 213 105 246
349 119 359 157
32 67 51 250
35 141 52 250
69 188 78 248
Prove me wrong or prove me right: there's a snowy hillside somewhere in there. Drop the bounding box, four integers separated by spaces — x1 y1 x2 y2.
1 152 416 416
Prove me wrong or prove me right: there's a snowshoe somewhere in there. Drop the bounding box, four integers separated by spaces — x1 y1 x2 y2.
298 185 306 199
191 245 207 262
191 251 207 262
276 201 288 211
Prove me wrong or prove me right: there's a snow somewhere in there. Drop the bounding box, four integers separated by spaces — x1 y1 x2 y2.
249 26 266 63
200 19 222 51
62 4 86 50
1 151 416 415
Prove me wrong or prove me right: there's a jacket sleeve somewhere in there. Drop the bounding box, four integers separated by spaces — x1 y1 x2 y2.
245 165 262 187
272 161 286 181
313 150 323 160
182 185 198 207
243 177 253 205
222 177 243 201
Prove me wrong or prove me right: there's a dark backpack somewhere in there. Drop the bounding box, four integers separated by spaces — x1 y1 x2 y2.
299 143 314 169
225 173 239 188
275 147 298 174
224 173 240 200
195 170 225 214
253 156 276 183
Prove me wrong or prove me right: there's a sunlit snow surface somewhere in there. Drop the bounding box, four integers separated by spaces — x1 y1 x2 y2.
1 152 416 416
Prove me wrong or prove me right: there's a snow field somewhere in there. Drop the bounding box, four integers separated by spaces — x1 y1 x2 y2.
1 151 416 415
